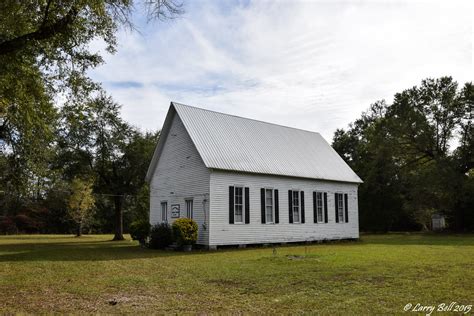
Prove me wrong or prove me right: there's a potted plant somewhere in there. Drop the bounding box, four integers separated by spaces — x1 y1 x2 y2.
172 218 198 251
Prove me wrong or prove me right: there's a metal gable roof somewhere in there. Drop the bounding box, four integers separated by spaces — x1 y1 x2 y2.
167 102 362 184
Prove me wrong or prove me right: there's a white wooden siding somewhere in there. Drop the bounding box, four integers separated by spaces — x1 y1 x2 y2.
209 170 359 246
150 112 210 245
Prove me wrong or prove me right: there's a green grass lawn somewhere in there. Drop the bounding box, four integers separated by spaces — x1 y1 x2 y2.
0 234 473 314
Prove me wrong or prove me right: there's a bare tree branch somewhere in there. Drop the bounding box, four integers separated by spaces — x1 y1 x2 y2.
145 0 184 22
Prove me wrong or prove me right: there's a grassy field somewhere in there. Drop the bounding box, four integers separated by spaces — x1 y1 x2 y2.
0 234 473 314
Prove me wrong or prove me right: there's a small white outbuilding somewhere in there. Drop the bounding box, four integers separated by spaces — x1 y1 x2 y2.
145 102 363 248
431 214 446 231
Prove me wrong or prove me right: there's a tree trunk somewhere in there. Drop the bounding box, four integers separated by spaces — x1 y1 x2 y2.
76 222 82 237
113 195 124 240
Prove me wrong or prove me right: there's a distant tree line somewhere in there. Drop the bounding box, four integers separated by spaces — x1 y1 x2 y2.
333 77 473 232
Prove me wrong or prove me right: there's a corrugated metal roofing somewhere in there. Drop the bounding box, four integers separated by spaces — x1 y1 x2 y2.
167 102 362 184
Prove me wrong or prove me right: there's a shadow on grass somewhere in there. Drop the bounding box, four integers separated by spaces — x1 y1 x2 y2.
2 233 473 262
0 238 207 262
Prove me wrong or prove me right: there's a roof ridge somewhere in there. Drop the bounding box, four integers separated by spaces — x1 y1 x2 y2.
171 101 323 136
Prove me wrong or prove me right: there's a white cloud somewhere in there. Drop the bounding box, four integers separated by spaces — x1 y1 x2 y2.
89 0 473 140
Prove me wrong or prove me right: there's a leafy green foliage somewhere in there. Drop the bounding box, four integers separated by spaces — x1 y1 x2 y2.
129 219 150 245
56 92 159 240
0 1 179 237
172 218 198 246
67 177 96 236
127 184 150 224
333 77 474 231
0 60 57 200
149 223 174 249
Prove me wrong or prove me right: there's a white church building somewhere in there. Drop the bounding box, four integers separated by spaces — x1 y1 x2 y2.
145 102 362 248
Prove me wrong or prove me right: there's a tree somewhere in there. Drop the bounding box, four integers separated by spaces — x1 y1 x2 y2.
127 184 151 225
94 124 158 240
68 177 95 236
1 1 179 236
0 0 183 222
59 92 158 240
0 1 183 59
0 61 57 202
455 82 474 173
333 77 474 231
333 101 405 231
386 77 466 165
385 78 470 229
0 0 183 99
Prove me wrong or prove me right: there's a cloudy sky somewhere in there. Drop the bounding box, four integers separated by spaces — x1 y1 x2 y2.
89 0 473 141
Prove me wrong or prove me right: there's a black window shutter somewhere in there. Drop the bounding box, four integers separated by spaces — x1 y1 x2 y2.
274 189 279 224
245 187 250 224
300 191 305 223
344 193 349 223
335 193 339 223
229 186 234 224
324 192 328 223
288 190 293 223
260 188 266 224
313 192 317 223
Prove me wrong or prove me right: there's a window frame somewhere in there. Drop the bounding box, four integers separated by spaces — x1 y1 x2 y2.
160 201 168 223
336 193 344 223
315 191 324 223
185 199 193 219
292 190 301 224
264 188 274 224
234 186 245 224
